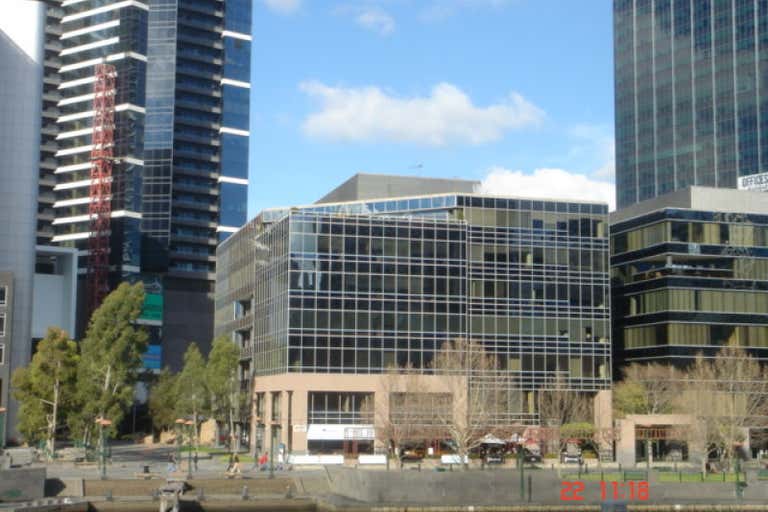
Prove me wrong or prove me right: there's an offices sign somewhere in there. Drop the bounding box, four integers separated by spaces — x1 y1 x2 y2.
738 172 768 191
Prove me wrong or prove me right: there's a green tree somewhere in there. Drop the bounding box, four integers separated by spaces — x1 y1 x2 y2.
70 282 148 444
613 380 648 417
148 369 179 433
175 343 208 444
206 336 242 450
11 327 78 457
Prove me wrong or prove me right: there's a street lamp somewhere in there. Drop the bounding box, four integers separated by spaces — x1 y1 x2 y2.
95 417 112 480
184 420 194 479
0 407 6 454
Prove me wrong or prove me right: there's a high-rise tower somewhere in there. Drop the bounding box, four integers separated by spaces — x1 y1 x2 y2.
51 0 251 369
614 0 768 208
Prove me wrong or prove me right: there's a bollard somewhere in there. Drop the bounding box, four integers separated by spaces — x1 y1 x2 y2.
723 471 726 482
601 470 604 482
679 471 682 483
527 475 532 502
197 488 205 502
285 485 293 499
241 485 249 501
152 489 160 502
106 489 113 502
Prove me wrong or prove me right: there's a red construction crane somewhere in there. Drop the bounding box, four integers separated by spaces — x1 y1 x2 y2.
87 63 116 314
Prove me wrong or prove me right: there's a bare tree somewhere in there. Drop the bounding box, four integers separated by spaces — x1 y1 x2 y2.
613 363 680 464
682 344 768 471
614 363 679 416
431 338 502 469
374 367 444 460
538 376 592 473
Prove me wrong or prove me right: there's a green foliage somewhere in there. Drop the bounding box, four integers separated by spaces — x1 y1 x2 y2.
174 343 208 419
69 282 148 440
148 368 179 431
560 422 595 440
11 327 78 444
205 336 241 423
613 380 648 417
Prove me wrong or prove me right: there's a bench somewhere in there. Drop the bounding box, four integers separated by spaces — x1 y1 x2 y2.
623 470 648 481
358 454 387 465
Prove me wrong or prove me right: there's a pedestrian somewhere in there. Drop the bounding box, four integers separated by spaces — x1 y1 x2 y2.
226 453 234 473
167 453 177 473
232 453 241 474
258 451 269 471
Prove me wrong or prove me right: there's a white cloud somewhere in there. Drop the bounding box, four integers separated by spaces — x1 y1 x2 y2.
299 81 544 146
262 0 301 15
477 167 616 211
355 7 396 35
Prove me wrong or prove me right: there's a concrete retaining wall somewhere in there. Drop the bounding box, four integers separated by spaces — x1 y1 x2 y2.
0 467 46 502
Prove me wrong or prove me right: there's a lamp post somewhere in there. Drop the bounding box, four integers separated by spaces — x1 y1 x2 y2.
95 418 112 480
0 407 6 454
185 420 194 479
269 432 275 479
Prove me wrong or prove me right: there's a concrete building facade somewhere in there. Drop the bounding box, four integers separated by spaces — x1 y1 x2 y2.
0 0 47 442
215 175 612 456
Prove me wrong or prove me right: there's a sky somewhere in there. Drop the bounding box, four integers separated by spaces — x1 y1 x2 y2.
248 0 615 217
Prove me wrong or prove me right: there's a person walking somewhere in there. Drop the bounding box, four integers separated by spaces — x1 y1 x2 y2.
232 453 241 474
226 453 234 473
167 453 177 474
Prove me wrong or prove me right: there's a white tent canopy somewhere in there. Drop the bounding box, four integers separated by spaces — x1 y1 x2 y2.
480 434 505 445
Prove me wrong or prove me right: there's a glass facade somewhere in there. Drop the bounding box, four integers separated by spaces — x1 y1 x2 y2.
49 0 251 367
611 207 768 366
216 193 611 425
614 0 768 208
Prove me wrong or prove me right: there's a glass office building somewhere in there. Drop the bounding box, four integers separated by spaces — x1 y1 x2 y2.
215 175 612 455
611 187 768 367
613 0 768 209
49 0 251 368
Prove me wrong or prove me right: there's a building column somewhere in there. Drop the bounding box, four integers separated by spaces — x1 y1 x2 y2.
593 389 613 452
291 390 308 453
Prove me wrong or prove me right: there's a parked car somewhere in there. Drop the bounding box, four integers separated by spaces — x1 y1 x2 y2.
561 444 583 464
484 448 505 464
522 448 542 463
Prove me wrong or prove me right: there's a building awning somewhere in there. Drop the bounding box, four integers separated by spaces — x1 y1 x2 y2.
306 424 375 441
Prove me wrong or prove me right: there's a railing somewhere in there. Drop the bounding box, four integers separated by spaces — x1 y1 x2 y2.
308 411 374 424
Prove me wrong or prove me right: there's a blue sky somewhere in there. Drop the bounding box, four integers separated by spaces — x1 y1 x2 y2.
248 0 616 216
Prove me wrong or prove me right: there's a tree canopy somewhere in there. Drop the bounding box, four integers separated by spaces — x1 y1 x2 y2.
11 327 78 450
69 282 148 442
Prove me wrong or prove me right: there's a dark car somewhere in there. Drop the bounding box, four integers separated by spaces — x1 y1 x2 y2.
522 448 542 463
484 449 505 464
